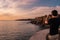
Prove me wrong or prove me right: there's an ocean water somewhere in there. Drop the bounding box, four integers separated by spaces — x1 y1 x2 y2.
0 21 39 40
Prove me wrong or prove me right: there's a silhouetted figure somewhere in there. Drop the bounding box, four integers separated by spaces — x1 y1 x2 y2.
46 10 60 40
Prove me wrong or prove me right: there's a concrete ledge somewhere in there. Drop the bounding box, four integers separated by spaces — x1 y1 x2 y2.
29 29 60 40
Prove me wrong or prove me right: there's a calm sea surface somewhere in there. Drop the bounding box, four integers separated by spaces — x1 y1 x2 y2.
0 21 39 40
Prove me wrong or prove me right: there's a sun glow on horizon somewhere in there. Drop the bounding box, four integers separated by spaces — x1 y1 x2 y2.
0 0 60 20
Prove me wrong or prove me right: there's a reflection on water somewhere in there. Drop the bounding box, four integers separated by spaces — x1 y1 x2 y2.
0 21 39 40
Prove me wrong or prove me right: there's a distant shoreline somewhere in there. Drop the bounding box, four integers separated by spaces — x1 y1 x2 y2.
30 22 50 31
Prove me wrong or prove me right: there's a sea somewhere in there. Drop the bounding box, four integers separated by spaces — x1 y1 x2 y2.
0 21 40 40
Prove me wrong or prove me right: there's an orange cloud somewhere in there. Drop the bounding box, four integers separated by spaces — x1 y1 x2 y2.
0 0 60 20
0 6 60 20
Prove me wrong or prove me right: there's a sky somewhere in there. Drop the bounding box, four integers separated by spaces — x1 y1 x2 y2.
0 0 60 20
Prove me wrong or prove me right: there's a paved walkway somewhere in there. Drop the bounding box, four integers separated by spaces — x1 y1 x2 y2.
29 29 60 40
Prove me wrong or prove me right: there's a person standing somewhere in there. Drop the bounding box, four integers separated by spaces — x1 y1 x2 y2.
46 10 60 40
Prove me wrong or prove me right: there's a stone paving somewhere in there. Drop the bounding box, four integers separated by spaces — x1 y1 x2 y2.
29 29 60 40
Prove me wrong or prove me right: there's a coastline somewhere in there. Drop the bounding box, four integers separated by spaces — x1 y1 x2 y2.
30 20 50 30
28 22 50 40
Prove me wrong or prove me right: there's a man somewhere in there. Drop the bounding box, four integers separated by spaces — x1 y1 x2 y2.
46 10 60 40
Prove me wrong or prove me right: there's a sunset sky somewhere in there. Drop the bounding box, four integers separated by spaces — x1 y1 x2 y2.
0 0 60 20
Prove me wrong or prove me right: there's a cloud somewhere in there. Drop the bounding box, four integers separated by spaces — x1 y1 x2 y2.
0 0 36 8
0 0 37 15
0 0 60 20
23 6 60 18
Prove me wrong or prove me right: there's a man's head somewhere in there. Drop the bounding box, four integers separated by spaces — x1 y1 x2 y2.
52 10 58 16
